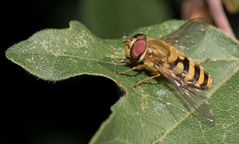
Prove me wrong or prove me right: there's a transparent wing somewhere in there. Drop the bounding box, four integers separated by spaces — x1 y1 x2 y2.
155 63 214 122
162 18 208 49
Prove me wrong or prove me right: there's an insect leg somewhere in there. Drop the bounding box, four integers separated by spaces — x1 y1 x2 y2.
194 58 210 65
116 59 127 65
134 73 161 88
115 64 144 75
185 80 201 89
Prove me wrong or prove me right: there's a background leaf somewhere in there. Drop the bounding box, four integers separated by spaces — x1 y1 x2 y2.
6 20 239 144
80 0 173 38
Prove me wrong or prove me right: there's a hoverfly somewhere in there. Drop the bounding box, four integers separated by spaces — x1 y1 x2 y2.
119 19 214 122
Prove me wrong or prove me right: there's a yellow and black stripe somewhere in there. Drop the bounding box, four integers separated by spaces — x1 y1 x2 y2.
169 56 212 89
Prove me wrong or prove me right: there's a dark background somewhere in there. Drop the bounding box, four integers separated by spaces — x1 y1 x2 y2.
1 0 238 144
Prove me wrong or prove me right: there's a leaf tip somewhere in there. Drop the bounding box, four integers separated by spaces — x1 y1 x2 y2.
69 21 86 31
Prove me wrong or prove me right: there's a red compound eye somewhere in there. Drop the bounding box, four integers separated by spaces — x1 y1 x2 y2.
130 39 147 60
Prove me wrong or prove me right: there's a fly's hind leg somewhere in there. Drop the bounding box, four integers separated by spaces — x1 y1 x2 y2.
134 73 161 88
186 80 201 90
194 58 210 65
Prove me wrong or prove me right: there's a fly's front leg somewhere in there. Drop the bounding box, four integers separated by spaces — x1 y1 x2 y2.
114 58 128 65
115 64 144 75
134 73 161 88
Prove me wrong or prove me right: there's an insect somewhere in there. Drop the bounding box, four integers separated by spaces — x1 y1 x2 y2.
118 19 214 122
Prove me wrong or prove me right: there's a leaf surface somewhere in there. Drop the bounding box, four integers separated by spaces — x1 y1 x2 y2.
6 20 239 144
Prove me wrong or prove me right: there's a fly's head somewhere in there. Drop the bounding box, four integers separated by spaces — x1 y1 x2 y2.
123 33 148 64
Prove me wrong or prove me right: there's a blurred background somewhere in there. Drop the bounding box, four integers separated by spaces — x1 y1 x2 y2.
1 0 239 144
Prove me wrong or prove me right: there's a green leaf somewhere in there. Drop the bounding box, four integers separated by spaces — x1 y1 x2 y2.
80 0 172 38
6 20 239 144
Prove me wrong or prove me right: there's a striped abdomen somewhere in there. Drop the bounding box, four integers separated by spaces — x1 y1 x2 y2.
169 56 212 89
